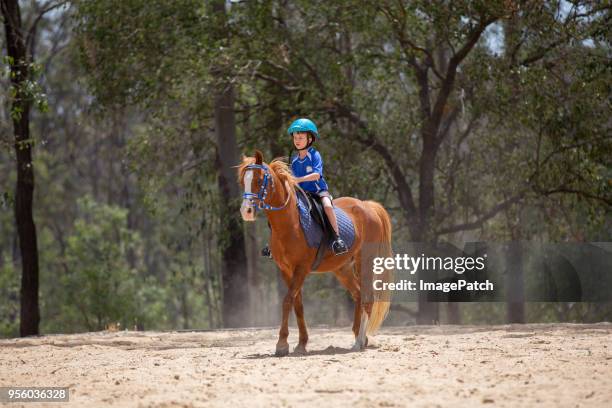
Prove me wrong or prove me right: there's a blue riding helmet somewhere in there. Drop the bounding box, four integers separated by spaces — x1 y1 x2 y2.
287 118 318 138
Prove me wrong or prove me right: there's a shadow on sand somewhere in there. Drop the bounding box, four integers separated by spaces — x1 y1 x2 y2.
243 344 378 359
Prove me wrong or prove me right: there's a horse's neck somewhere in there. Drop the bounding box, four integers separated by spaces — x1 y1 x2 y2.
266 196 298 228
266 172 299 233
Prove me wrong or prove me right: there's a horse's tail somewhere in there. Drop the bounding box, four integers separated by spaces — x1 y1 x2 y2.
363 200 393 336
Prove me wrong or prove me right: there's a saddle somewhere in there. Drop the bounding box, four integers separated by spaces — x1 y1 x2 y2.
305 192 334 240
295 189 355 271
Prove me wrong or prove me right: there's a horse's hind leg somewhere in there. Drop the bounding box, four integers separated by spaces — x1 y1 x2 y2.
353 253 374 350
354 307 369 351
333 263 367 351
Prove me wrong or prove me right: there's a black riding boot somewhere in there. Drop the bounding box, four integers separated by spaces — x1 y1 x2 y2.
331 233 348 255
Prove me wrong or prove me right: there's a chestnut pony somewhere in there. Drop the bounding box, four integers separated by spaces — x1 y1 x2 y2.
238 150 393 356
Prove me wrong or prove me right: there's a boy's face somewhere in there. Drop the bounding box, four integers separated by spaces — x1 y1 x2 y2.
293 132 310 150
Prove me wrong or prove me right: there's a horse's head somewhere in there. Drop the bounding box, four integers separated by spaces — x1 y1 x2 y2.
238 150 270 221
237 150 295 221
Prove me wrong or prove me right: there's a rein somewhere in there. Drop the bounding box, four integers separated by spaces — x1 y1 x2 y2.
243 164 292 211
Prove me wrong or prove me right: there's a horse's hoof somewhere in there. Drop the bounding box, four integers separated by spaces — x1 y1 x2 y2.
294 344 307 355
351 341 365 351
365 336 369 347
275 344 289 357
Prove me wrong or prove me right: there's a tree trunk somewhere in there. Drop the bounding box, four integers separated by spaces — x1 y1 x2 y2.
416 271 439 324
503 16 525 324
416 132 440 324
202 234 215 328
446 302 461 324
506 242 525 323
181 283 189 329
214 85 249 328
209 0 249 328
2 0 40 337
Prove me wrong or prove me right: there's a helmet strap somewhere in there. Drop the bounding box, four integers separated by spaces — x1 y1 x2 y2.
301 134 315 150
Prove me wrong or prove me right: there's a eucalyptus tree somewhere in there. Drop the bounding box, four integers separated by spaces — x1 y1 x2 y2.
2 0 69 336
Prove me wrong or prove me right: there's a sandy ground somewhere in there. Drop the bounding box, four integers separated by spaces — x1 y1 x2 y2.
1 324 611 407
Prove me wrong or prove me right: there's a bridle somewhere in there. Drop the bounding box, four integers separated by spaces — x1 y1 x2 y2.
242 164 291 211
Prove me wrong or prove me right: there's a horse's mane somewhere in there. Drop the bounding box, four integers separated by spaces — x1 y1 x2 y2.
237 156 298 190
269 159 298 189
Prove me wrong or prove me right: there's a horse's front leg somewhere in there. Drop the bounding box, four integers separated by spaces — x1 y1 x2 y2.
293 290 308 354
276 267 307 357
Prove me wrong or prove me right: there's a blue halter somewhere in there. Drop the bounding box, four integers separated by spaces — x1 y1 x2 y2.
242 164 289 211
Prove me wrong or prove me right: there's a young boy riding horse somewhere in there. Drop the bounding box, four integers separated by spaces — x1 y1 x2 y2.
262 118 348 257
238 137 393 354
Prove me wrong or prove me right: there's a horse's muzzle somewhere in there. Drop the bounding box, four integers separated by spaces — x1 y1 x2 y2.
240 200 256 221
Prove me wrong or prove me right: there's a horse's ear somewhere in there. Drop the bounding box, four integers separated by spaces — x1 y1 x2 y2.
255 150 263 165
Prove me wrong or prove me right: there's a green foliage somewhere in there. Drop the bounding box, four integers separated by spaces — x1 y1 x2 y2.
2 56 49 120
0 260 19 337
52 195 154 331
73 0 206 108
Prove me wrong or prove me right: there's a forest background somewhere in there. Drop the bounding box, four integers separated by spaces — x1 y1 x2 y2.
1 0 610 337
